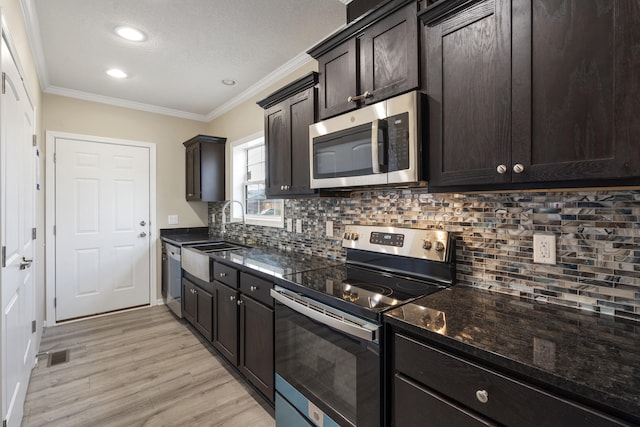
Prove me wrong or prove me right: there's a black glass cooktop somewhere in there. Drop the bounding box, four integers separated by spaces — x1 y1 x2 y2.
278 264 447 321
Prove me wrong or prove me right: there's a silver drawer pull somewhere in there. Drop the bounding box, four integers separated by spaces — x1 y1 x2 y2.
219 272 227 277
229 295 236 301
496 164 507 174
476 389 489 404
250 286 257 292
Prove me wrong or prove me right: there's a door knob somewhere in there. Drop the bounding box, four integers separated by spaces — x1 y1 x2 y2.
140 220 146 226
20 257 33 270
139 232 147 237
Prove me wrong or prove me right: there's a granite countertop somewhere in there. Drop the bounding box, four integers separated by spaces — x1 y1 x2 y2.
209 247 343 279
384 285 640 424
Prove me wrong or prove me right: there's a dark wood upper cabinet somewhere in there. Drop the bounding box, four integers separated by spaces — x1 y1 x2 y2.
183 135 226 201
309 0 420 120
424 0 640 190
258 72 318 198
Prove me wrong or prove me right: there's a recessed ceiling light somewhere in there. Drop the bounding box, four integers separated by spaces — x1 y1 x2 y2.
114 26 146 42
222 79 237 86
106 68 128 79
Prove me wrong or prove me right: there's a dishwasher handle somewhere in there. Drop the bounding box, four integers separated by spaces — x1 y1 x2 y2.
271 286 379 343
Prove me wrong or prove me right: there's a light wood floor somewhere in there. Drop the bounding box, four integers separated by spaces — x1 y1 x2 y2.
22 305 275 427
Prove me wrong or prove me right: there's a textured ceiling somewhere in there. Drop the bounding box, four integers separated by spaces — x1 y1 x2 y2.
27 0 347 120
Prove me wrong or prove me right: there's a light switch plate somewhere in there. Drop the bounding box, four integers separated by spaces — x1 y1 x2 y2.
168 215 179 225
296 219 302 234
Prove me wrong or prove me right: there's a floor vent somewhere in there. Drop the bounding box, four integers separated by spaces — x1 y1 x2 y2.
47 350 70 367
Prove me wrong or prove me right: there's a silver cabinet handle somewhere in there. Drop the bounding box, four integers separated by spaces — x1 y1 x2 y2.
229 295 236 301
347 91 372 103
219 272 227 277
496 164 507 174
139 232 147 237
513 163 525 173
237 299 244 306
476 389 489 404
250 286 257 292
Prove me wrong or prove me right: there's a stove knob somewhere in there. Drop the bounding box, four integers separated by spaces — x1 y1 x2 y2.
343 232 350 240
435 241 445 252
422 240 432 250
352 232 359 241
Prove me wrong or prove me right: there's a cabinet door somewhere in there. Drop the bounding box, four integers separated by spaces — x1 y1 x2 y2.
425 0 512 188
239 296 274 402
265 101 291 197
511 0 640 183
185 144 201 200
182 278 197 325
360 2 419 105
318 38 358 120
213 282 239 365
288 88 316 196
195 286 213 342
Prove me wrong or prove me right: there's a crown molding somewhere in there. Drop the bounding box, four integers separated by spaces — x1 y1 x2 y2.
44 86 211 121
19 0 49 89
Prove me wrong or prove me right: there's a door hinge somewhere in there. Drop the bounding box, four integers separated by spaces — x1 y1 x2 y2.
1 72 5 95
33 134 37 147
3 418 7 427
1 246 5 268
32 320 36 333
54 152 56 163
54 297 57 308
32 227 37 240
53 225 56 236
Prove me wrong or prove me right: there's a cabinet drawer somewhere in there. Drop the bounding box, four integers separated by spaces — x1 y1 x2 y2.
213 262 238 288
240 272 273 307
395 334 626 427
394 373 494 427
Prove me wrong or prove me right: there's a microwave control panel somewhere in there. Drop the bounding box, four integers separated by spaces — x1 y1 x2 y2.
387 112 410 172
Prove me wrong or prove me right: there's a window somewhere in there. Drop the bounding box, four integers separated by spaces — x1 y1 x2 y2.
229 133 283 227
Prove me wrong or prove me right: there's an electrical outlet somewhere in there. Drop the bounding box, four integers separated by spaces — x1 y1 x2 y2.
533 234 556 265
286 218 293 233
296 219 303 234
325 220 334 237
168 215 179 225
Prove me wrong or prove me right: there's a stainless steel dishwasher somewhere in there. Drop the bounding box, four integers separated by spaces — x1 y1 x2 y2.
165 243 183 317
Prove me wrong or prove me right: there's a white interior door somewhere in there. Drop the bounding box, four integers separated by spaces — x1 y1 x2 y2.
55 138 151 321
1 37 36 427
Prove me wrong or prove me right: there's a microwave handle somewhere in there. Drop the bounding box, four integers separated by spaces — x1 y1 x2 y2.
371 120 381 173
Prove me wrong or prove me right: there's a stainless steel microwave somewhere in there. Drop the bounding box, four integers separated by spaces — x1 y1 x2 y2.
309 90 424 189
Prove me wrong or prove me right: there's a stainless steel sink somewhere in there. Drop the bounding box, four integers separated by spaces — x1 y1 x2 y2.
188 242 244 252
181 241 246 282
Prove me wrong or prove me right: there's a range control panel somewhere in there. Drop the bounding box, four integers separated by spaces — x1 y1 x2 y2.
342 225 451 262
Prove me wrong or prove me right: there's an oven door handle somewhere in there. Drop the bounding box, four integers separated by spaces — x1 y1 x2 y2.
271 287 379 342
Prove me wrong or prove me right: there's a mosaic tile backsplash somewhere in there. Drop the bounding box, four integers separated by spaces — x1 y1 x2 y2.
209 189 640 321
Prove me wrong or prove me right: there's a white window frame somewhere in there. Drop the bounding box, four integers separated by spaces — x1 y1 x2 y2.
227 132 284 228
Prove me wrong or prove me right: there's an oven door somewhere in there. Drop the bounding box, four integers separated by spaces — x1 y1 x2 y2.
272 287 381 427
310 102 388 189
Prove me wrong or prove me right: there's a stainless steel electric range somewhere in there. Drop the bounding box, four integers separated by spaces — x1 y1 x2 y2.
271 225 456 427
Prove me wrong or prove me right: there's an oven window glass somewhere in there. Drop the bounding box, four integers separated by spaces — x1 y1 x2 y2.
275 303 380 427
313 123 386 179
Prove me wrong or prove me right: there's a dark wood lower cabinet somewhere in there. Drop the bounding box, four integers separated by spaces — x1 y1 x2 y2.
182 278 213 341
240 295 274 401
213 281 239 365
392 331 628 427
